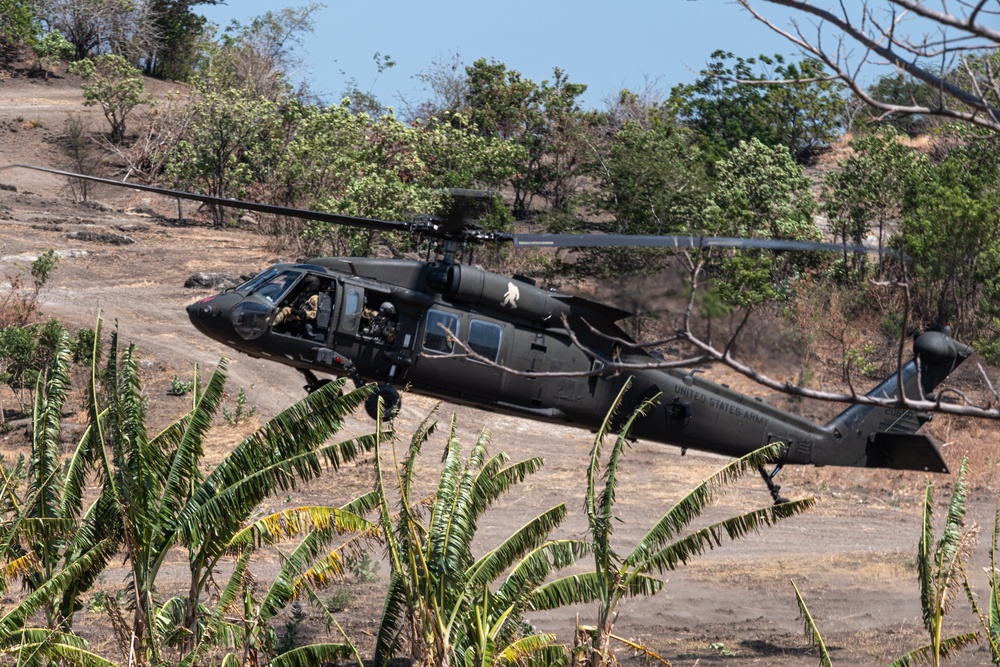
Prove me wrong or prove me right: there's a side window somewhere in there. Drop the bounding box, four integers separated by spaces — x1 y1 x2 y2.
342 288 362 331
468 320 502 363
423 309 459 354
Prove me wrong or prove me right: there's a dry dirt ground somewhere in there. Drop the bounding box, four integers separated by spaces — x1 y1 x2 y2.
3 62 1000 666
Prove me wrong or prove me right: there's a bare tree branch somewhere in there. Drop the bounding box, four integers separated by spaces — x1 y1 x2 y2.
735 0 1000 132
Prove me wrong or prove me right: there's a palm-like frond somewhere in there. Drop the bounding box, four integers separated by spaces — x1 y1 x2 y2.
227 506 375 552
529 572 609 610
0 539 114 636
530 569 664 611
0 628 120 667
175 381 379 547
28 328 72 527
990 508 1000 660
467 505 568 590
919 481 935 634
641 499 814 574
625 443 786 567
885 632 980 667
494 634 566 667
496 539 591 604
373 573 409 667
791 580 833 667
266 643 357 667
156 360 228 526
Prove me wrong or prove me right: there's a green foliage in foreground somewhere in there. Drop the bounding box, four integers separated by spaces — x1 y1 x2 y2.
793 457 983 667
373 409 582 667
533 383 815 666
0 317 384 666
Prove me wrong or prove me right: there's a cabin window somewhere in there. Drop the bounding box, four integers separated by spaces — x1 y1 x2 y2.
342 288 363 331
468 320 502 363
423 309 459 354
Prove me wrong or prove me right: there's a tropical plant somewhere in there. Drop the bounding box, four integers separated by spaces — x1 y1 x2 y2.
790 457 981 667
0 311 385 664
372 409 585 667
530 385 815 667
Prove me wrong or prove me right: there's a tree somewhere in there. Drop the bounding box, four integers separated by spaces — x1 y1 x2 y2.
211 3 323 101
68 53 149 144
530 387 814 667
162 86 280 225
38 0 155 62
668 50 845 164
861 72 949 136
372 411 583 666
893 139 1000 342
702 138 821 308
822 128 927 282
0 0 40 45
735 0 1000 134
578 107 712 276
34 29 75 79
461 59 588 217
142 0 219 81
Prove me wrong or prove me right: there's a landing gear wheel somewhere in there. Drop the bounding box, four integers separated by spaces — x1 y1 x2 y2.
301 370 340 396
365 383 401 421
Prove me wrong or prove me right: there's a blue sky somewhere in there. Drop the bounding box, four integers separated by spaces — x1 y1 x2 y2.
197 0 803 110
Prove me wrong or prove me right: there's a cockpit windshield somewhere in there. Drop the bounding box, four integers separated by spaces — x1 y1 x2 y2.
235 267 280 295
244 270 301 304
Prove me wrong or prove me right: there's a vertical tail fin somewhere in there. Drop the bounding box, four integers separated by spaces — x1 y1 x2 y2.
823 331 973 472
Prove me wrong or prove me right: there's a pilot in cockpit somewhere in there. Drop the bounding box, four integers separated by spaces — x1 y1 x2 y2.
274 275 322 337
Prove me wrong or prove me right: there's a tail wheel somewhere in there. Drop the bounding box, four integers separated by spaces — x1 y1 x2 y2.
365 383 401 421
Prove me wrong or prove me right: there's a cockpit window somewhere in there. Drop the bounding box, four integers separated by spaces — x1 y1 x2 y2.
250 271 300 303
236 267 280 294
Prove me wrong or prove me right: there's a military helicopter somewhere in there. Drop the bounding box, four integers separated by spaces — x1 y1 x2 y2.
4 164 975 502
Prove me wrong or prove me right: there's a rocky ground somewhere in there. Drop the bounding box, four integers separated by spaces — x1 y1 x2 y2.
3 59 1000 666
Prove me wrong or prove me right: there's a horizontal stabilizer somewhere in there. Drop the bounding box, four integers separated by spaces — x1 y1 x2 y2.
866 433 948 473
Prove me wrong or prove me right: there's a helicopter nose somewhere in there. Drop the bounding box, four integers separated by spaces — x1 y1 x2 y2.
187 293 243 342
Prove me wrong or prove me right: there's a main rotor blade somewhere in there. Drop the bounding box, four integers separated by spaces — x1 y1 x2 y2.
508 233 886 254
0 163 413 234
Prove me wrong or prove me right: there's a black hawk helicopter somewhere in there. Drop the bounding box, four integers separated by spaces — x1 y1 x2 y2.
4 164 974 502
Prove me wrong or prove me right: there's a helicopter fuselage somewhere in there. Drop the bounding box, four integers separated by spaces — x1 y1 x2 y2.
187 257 971 473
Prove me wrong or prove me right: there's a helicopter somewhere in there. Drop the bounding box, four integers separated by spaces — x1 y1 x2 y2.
3 164 975 502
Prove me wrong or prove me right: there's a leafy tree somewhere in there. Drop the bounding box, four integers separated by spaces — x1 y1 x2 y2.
579 107 712 276
669 50 845 165
822 129 927 282
34 29 74 79
861 73 948 136
893 137 1000 342
0 0 40 45
68 53 149 144
461 59 588 217
530 386 814 666
372 411 583 666
275 102 521 254
702 138 821 308
142 0 219 81
163 86 280 225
